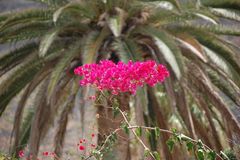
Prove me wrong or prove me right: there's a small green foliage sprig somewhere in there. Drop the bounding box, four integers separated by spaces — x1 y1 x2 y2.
166 129 229 160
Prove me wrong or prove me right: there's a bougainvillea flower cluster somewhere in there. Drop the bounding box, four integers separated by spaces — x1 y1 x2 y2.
74 60 169 95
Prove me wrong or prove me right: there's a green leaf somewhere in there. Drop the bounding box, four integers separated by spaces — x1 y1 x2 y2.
186 141 194 151
197 149 205 160
109 132 117 142
135 127 142 137
207 150 216 160
121 122 130 135
153 151 161 160
39 29 59 57
113 106 120 118
171 128 177 134
197 140 204 148
144 149 150 157
166 138 175 152
155 127 160 138
146 129 151 140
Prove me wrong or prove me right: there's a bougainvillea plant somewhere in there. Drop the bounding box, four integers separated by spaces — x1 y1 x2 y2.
15 60 230 160
74 60 169 95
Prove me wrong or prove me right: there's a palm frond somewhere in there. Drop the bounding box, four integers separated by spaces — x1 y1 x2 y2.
0 9 53 33
139 0 180 10
28 0 68 6
39 29 59 57
210 8 240 22
207 68 240 106
11 66 52 154
150 11 196 26
175 34 208 63
164 0 181 10
147 87 173 160
202 46 240 86
194 12 218 24
1 29 47 44
202 0 240 10
175 87 197 138
54 82 78 157
187 63 240 134
82 28 110 64
18 108 35 151
107 8 127 37
28 78 50 159
0 42 38 76
0 21 53 44
185 83 223 151
0 12 11 25
0 56 44 116
47 40 81 101
53 2 96 23
191 24 240 36
112 38 143 62
177 28 240 82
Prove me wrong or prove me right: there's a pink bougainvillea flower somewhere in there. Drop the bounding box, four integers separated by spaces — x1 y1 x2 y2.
91 133 95 138
88 95 96 100
42 151 49 156
74 60 169 95
79 145 85 151
50 152 56 157
91 144 96 148
18 150 24 158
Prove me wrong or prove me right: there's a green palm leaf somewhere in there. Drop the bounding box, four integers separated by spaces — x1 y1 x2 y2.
0 57 44 116
39 29 59 57
210 8 240 22
47 41 81 100
112 38 143 62
53 2 96 23
29 0 68 6
82 28 110 64
202 0 240 10
0 42 38 76
0 9 53 32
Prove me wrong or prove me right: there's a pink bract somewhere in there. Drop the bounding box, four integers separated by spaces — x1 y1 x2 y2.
18 150 24 158
74 60 169 95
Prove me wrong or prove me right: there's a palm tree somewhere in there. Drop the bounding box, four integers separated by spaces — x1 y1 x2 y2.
1 0 240 159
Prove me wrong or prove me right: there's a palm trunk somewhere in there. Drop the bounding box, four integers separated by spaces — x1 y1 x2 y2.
97 93 131 160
